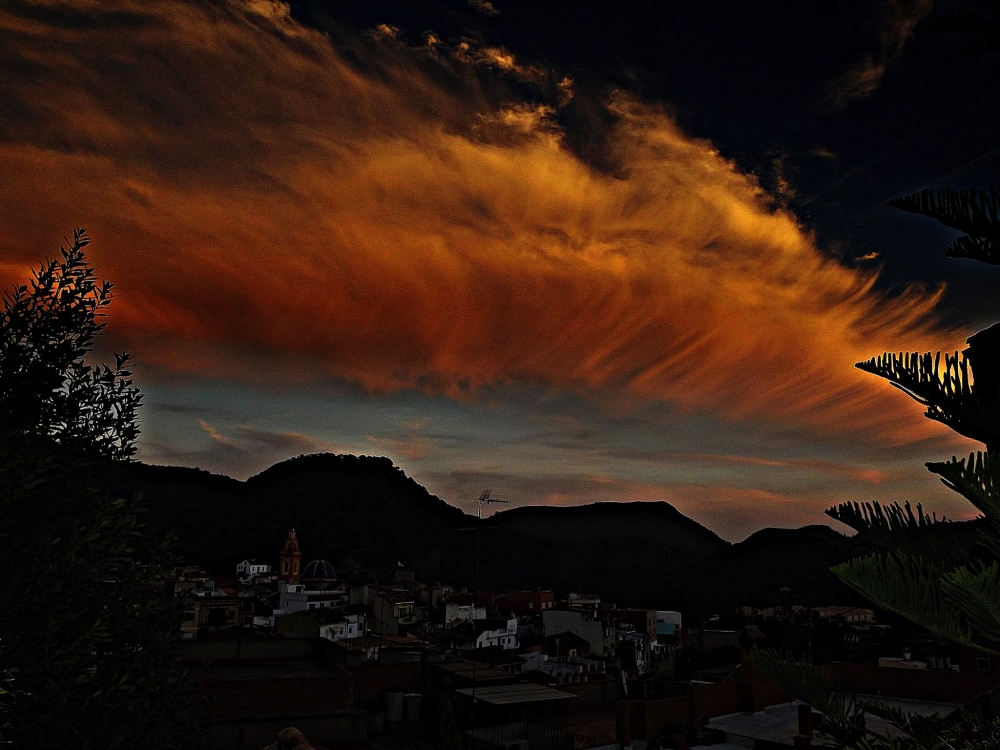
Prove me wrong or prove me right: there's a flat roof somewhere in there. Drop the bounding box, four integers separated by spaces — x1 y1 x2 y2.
436 660 516 683
709 697 959 746
708 701 839 747
455 683 575 705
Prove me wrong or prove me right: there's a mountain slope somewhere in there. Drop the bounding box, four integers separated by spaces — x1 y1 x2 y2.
492 501 727 562
121 453 885 616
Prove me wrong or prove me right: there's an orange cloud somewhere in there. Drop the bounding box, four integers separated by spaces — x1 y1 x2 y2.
0 0 961 450
677 453 889 484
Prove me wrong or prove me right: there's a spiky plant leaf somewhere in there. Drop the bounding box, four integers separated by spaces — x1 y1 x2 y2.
826 501 963 565
947 234 1000 265
855 699 949 750
888 185 999 236
941 562 1000 651
927 452 1000 523
832 552 974 648
855 350 998 446
747 648 865 746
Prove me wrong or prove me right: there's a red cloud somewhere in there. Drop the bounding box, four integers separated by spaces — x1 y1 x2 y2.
0 0 961 451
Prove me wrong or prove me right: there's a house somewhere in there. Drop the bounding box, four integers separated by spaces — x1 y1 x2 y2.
278 582 348 615
564 592 603 610
522 650 601 682
612 609 656 671
496 589 555 617
454 683 575 750
182 596 241 639
276 608 367 642
814 606 875 625
543 608 616 658
350 585 416 636
657 610 682 631
236 558 272 581
444 601 486 625
445 617 518 651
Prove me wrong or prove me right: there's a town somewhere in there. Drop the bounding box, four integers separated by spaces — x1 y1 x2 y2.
169 529 1000 750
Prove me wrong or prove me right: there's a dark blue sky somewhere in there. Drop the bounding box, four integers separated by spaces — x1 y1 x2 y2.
1 0 997 539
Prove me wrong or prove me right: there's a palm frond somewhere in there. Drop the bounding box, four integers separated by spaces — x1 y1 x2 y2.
831 552 973 647
856 699 948 750
927 452 1000 523
855 350 999 446
888 187 1000 253
946 233 1000 264
941 562 1000 650
746 649 858 725
825 501 962 564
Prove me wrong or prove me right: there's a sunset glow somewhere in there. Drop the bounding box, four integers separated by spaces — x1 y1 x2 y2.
2 0 994 539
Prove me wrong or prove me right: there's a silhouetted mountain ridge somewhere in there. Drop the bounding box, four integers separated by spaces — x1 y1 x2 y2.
119 452 967 616
491 501 727 561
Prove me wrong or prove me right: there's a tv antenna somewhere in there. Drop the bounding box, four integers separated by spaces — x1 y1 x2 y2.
471 489 508 730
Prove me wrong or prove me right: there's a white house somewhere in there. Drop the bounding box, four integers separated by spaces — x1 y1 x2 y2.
445 602 486 625
320 611 366 642
236 559 272 580
277 582 349 616
543 609 615 657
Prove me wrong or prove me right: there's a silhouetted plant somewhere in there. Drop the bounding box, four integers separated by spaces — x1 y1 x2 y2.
751 12 1000 748
0 230 201 748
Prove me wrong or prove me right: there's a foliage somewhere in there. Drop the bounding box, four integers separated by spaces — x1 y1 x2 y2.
751 12 1000 749
746 650 953 750
938 710 1000 750
0 230 201 748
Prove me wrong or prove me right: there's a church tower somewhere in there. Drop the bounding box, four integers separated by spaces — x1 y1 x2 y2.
278 529 301 583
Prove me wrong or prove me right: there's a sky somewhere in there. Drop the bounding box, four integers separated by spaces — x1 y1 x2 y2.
2 0 998 540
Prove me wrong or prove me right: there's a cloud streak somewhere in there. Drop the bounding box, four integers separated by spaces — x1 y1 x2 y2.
0 0 959 453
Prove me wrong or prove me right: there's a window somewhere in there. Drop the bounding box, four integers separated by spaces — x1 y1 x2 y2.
977 652 992 673
282 560 289 574
529 603 534 609
293 560 300 574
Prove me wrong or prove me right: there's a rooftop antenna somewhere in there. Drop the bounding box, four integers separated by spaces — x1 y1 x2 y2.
472 489 508 732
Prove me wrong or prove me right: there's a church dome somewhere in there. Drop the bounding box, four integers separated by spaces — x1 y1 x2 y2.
302 559 336 581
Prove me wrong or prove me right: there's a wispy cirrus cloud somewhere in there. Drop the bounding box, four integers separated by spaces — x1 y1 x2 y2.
824 0 937 107
0 0 959 457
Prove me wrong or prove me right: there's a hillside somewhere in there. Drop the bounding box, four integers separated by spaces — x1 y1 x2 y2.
121 452 878 617
491 502 727 562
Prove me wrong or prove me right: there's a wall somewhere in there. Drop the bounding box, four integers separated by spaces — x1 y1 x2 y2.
276 613 319 639
616 652 791 744
204 711 366 750
560 678 618 706
833 662 1000 704
197 674 355 718
348 662 425 703
544 611 608 657
176 638 329 662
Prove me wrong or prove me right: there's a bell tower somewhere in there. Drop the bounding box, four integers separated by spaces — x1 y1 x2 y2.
278 529 301 583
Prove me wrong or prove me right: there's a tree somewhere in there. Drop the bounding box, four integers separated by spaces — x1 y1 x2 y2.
0 230 201 748
749 16 1000 747
828 186 1000 654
